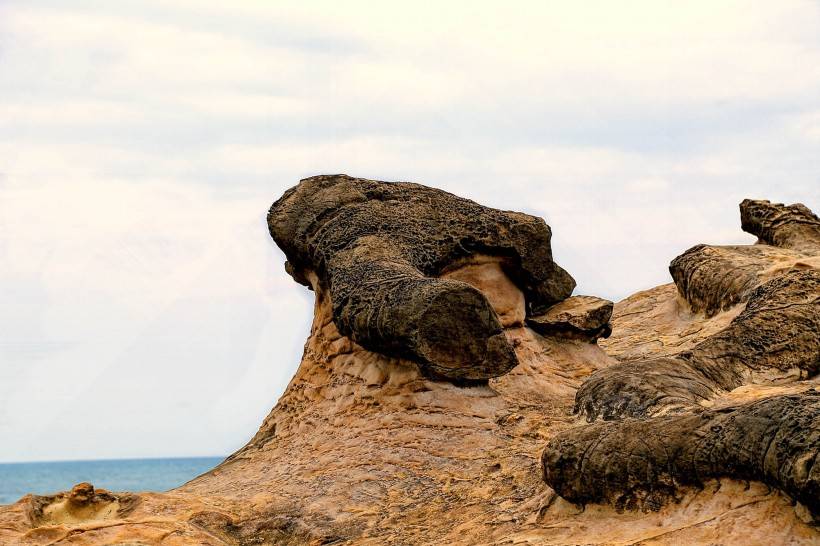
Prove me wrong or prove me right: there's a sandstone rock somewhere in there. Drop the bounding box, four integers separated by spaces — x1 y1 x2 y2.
741 198 820 252
25 482 140 529
544 391 820 515
268 174 575 380
575 268 820 421
544 199 820 522
598 283 743 361
527 295 613 341
68 482 95 505
669 243 813 316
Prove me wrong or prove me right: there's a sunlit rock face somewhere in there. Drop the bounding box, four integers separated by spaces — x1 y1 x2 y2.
1 183 817 546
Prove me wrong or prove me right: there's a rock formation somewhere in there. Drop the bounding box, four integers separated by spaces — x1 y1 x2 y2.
545 197 820 518
0 177 817 545
268 174 575 380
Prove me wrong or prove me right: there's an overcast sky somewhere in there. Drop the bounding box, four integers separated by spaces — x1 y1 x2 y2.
1 1 819 462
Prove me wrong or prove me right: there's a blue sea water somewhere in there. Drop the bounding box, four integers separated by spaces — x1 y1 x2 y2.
0 456 224 505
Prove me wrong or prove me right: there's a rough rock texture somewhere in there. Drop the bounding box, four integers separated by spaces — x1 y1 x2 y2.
668 243 815 316
527 295 613 341
544 199 820 522
545 392 820 514
740 198 820 252
1 185 817 545
267 174 575 380
575 268 819 421
26 483 140 528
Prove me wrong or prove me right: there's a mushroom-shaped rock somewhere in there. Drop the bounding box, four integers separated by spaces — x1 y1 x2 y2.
268 175 575 380
527 295 613 341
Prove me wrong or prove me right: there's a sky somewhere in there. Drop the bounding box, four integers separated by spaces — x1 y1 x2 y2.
1 1 819 462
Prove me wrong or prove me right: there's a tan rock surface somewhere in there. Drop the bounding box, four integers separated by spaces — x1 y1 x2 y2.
1 183 816 545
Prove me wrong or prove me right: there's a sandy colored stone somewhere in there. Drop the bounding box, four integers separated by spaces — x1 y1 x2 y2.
740 198 820 253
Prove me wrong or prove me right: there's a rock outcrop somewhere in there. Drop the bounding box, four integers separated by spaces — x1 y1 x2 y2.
544 199 820 519
545 391 819 514
268 174 575 380
740 198 820 252
527 295 613 341
1 183 817 546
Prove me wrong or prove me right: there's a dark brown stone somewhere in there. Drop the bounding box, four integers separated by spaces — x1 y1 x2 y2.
527 295 613 341
740 198 820 252
669 243 805 316
268 174 575 380
575 268 820 421
543 391 820 515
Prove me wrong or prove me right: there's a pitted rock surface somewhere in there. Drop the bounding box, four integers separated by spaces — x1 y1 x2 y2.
669 243 812 316
741 198 820 252
527 295 613 341
527 296 612 342
544 391 820 515
668 199 820 317
544 199 820 520
268 174 575 380
575 268 820 421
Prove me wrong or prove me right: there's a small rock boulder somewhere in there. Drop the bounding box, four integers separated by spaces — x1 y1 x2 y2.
527 295 613 341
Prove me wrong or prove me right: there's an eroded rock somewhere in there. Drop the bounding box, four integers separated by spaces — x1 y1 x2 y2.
527 295 613 342
544 391 820 515
27 482 139 527
1 186 817 545
741 198 820 252
669 243 810 316
575 268 820 421
268 174 575 380
544 199 820 519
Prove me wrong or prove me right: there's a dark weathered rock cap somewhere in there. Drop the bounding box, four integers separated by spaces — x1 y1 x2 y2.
268 174 576 381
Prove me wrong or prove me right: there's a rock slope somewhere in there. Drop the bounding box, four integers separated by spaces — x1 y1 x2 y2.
0 177 817 545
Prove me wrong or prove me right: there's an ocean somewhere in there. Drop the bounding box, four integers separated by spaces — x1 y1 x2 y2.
0 456 224 505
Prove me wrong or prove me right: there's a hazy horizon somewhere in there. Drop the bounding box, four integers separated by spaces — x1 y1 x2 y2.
2 1 819 462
